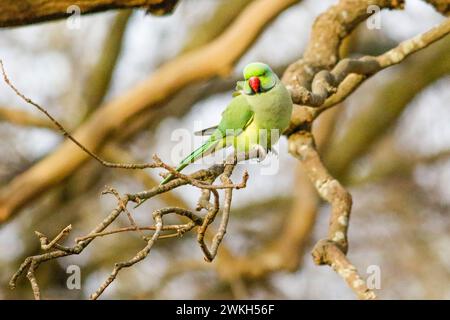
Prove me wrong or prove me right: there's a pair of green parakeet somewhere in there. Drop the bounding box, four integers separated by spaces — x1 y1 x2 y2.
161 62 293 184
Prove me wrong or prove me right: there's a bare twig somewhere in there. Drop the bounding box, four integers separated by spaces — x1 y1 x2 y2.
35 225 72 251
0 60 162 170
153 155 249 190
10 154 246 299
199 164 235 262
89 207 165 300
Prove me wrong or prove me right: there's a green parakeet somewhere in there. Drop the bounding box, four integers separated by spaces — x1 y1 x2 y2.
161 62 293 185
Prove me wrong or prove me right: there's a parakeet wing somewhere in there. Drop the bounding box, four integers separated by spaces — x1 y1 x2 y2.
158 95 253 187
194 94 254 138
216 94 254 139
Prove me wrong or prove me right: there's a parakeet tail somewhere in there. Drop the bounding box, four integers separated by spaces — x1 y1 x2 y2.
160 138 219 185
134 139 219 209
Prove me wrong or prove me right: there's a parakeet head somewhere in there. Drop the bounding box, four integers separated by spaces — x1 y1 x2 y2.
242 62 278 95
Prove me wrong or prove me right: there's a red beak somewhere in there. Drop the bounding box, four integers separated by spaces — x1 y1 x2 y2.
249 76 261 93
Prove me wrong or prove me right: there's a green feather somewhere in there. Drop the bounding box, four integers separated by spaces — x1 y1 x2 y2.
134 138 219 208
160 138 219 185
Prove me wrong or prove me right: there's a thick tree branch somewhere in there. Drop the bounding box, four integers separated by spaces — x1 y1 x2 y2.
0 0 179 28
286 14 450 109
282 0 404 104
282 0 406 135
289 131 352 252
288 130 376 299
424 0 450 15
312 239 376 300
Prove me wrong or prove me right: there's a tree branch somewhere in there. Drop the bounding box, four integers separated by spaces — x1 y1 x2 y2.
10 155 247 299
0 0 179 28
282 0 405 104
287 14 450 109
0 106 59 130
324 36 450 179
288 130 376 299
424 0 450 16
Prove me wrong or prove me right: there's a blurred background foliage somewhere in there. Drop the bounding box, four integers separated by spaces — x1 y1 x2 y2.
0 0 449 299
